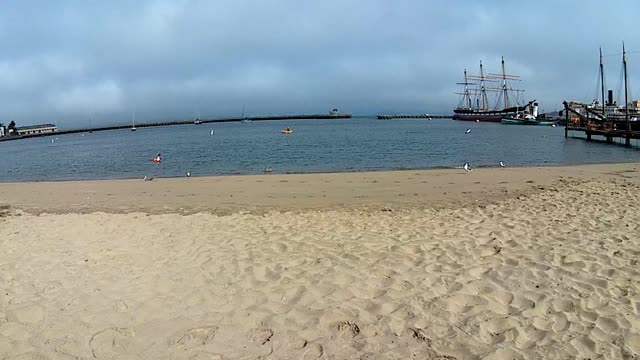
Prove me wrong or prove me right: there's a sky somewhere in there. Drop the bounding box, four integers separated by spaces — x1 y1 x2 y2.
0 0 639 128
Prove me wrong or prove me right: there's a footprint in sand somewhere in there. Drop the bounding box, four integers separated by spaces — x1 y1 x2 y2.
302 344 323 359
248 327 274 345
335 321 360 338
169 325 219 348
89 328 136 359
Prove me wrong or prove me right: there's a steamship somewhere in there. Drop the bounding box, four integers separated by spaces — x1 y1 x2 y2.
453 57 535 122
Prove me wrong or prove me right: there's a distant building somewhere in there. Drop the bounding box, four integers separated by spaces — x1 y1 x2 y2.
0 125 5 137
14 124 57 136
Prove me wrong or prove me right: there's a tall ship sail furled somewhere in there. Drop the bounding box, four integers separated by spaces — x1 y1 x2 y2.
453 57 535 122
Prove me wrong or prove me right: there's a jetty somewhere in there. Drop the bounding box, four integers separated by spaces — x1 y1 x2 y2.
564 101 640 146
563 45 640 148
0 113 351 142
376 114 451 119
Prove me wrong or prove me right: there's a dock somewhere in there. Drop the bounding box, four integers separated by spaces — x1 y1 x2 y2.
563 101 640 147
0 113 351 142
376 114 451 119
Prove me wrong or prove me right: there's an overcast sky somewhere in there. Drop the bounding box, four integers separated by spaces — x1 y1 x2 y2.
0 0 638 128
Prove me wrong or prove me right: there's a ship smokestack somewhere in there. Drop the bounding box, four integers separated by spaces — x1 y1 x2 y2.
607 90 614 106
532 103 539 117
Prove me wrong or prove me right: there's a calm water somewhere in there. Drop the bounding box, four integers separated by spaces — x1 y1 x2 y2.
1 118 638 182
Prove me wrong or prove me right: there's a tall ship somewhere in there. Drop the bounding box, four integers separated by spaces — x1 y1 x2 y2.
453 57 534 122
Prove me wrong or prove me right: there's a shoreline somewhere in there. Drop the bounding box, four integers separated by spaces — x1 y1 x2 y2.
1 158 639 184
1 162 639 215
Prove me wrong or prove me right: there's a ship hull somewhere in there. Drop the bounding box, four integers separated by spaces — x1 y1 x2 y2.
452 110 516 122
501 118 556 126
453 106 528 122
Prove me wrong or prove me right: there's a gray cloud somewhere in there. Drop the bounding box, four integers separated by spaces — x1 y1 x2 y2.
0 0 638 128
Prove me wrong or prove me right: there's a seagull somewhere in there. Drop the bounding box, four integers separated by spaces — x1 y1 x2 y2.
263 167 273 173
143 176 154 181
186 172 191 177
465 128 471 134
210 130 214 136
463 162 473 172
499 161 505 168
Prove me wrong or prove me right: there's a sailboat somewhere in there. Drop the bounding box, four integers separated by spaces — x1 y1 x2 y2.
194 110 203 124
453 57 534 122
241 105 251 123
131 111 137 131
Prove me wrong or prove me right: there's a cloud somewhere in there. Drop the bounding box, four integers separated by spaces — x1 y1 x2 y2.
48 80 123 113
0 0 638 127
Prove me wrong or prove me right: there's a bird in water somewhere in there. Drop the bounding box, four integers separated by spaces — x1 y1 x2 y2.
499 161 505 168
210 130 214 136
465 128 471 134
463 162 473 172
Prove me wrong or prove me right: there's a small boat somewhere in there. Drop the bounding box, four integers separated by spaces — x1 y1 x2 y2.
194 119 203 125
501 103 556 126
241 105 251 123
501 117 557 126
281 129 293 134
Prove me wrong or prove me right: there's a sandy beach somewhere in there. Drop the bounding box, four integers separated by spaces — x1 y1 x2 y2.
1 163 640 359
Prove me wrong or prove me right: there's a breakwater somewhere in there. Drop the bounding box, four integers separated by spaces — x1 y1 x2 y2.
0 113 351 141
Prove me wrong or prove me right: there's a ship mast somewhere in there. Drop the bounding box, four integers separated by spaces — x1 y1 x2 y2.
480 61 488 110
600 47 606 116
464 69 472 109
623 43 630 130
501 56 509 109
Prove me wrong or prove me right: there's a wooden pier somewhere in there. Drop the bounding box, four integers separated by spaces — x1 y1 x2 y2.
0 113 351 142
563 101 640 147
376 114 451 119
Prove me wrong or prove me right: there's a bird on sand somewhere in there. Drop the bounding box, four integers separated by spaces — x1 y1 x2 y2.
263 167 273 173
143 176 154 181
499 161 505 168
463 162 473 172
186 172 191 177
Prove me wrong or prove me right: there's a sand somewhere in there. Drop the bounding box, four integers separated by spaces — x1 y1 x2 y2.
1 163 640 359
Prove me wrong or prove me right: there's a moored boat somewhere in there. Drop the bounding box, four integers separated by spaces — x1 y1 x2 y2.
501 102 556 126
453 57 535 122
501 118 557 126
